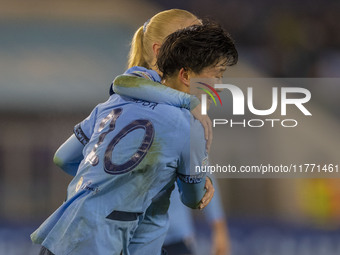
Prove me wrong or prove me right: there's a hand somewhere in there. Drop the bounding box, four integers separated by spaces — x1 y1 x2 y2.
191 104 213 153
212 220 230 255
199 177 214 209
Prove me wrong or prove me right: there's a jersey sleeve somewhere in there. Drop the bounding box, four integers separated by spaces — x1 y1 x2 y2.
176 116 208 209
73 107 98 146
112 72 200 110
57 107 97 175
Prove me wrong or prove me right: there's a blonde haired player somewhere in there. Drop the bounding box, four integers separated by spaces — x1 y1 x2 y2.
113 9 213 152
128 9 199 69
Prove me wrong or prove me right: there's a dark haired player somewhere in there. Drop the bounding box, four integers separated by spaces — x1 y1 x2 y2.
31 22 237 255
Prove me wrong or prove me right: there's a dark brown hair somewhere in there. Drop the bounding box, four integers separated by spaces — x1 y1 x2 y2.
156 22 238 79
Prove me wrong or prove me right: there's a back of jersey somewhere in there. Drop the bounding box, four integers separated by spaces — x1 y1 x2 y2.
32 94 194 255
70 94 191 215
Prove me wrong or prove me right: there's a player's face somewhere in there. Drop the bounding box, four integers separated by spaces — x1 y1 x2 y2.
190 59 227 108
193 58 227 80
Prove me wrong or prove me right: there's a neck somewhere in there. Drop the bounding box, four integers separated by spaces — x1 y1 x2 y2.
162 76 188 93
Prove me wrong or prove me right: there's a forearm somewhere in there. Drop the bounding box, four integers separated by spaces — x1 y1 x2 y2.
176 174 206 209
53 134 84 176
212 219 228 235
212 219 231 255
113 74 200 110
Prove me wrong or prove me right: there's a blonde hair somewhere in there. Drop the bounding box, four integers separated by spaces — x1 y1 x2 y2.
127 9 199 69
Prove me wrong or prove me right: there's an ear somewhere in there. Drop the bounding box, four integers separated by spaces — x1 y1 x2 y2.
152 43 161 58
178 68 190 88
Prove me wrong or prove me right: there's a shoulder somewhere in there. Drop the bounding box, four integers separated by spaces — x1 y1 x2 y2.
162 107 204 132
123 66 161 82
162 106 192 128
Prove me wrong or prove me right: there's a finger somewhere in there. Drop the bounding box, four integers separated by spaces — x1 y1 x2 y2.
204 176 212 189
201 187 212 202
204 120 209 141
200 177 214 209
206 133 211 152
199 192 213 209
200 188 214 209
206 117 213 152
203 192 213 206
208 117 213 141
205 183 215 200
206 187 214 201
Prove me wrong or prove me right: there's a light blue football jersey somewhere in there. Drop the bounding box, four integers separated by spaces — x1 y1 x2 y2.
31 74 207 255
